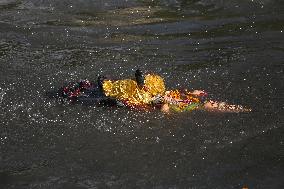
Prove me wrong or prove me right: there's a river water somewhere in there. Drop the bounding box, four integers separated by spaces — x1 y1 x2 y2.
0 0 283 188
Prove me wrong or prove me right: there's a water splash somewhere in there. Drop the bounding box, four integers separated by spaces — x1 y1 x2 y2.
0 87 7 104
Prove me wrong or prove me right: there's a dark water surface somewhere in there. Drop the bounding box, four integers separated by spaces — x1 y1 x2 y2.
0 0 283 188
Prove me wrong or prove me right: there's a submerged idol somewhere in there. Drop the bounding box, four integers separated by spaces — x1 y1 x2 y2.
53 69 251 113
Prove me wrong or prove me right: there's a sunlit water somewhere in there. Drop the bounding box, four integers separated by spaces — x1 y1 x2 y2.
0 0 283 188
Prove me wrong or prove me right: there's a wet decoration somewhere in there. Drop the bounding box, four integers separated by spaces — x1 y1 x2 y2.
164 90 201 112
61 79 92 100
102 74 165 107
